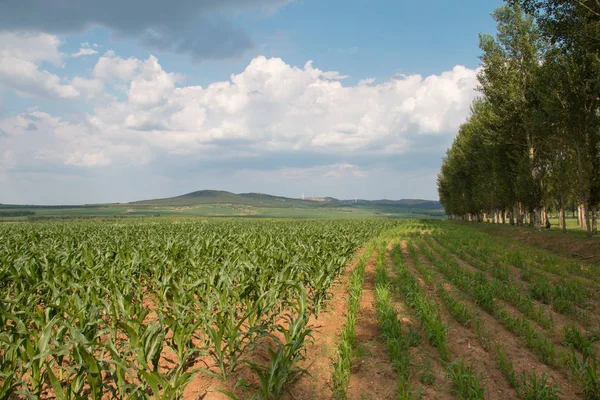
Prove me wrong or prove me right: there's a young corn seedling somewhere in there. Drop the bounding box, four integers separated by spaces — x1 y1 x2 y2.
519 373 561 400
390 244 449 361
374 243 412 398
446 360 486 400
243 289 313 400
332 244 375 399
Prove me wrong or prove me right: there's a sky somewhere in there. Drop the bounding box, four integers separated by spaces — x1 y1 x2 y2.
0 0 502 205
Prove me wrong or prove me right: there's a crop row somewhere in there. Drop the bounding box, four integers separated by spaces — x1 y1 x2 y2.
0 219 401 399
414 232 600 399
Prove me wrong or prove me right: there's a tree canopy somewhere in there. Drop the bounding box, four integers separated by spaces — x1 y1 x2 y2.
437 0 600 236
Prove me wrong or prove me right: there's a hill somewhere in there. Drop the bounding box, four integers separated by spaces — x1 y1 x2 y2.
1 190 444 219
130 190 443 210
130 190 311 208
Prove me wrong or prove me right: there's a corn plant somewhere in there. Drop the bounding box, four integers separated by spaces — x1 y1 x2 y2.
374 242 413 398
390 244 449 361
238 288 313 400
446 360 486 400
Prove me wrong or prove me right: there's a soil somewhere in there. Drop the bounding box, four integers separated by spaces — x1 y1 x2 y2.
182 247 368 400
387 241 454 399
413 239 584 399
347 247 398 400
431 236 600 341
281 248 367 400
401 241 519 400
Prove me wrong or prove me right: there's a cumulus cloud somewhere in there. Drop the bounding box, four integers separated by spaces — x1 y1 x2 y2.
0 54 478 170
0 32 63 65
65 151 111 167
0 0 289 60
0 32 104 100
72 48 98 58
0 53 478 203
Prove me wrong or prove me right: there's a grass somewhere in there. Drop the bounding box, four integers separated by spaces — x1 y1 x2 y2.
373 241 413 398
410 236 565 399
446 360 485 400
390 244 449 361
332 242 377 399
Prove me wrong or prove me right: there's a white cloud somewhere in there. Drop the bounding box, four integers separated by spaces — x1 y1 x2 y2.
358 77 376 86
71 77 104 99
65 151 111 167
0 33 103 100
72 48 98 57
0 56 79 98
0 53 478 203
0 32 63 65
0 150 16 169
93 51 145 82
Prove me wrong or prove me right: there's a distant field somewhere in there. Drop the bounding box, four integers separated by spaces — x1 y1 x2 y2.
0 203 445 220
0 190 445 220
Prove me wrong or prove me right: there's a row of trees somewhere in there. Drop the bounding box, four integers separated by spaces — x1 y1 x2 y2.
437 0 600 236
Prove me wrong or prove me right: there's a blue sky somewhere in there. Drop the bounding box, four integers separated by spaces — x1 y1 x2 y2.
0 0 501 204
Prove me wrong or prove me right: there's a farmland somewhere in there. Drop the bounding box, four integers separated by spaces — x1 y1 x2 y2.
1 218 600 399
0 190 445 220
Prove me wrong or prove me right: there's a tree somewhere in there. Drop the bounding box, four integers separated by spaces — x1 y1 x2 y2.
438 1 600 236
477 3 547 228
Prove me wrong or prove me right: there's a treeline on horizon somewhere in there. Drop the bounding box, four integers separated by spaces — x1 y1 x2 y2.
437 0 600 236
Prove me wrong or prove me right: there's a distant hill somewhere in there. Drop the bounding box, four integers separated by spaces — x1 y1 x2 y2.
130 189 443 210
0 189 444 219
130 190 310 208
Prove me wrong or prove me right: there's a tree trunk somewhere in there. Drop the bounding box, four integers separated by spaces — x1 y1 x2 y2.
580 201 591 234
541 207 546 228
502 210 506 224
534 207 542 230
529 211 535 227
592 205 598 235
510 206 515 225
560 195 566 234
575 143 592 237
541 207 547 227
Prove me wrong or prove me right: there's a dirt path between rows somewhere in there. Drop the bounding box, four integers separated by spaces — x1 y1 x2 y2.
413 239 583 399
282 248 368 400
402 241 518 400
183 248 367 400
389 241 454 399
429 236 600 342
347 247 398 400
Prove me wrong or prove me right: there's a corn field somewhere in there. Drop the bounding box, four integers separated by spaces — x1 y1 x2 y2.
0 219 400 399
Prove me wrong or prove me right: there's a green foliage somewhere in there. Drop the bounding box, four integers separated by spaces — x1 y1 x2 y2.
446 360 486 399
0 218 401 398
374 241 413 398
332 242 377 399
390 245 449 361
437 1 600 236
